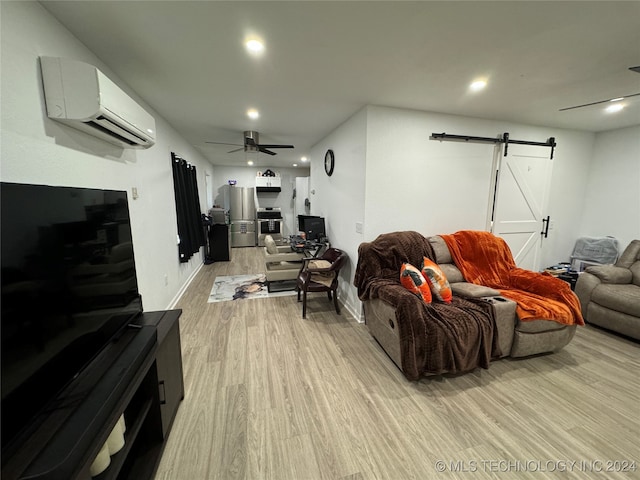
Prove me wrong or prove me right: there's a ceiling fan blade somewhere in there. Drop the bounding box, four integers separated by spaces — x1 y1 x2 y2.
258 144 294 149
208 131 292 156
205 141 243 146
259 147 277 156
559 92 640 111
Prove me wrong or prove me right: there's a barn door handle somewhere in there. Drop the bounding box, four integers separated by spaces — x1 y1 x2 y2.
541 216 550 238
159 380 166 405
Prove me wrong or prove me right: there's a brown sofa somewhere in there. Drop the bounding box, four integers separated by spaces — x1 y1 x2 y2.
429 235 578 357
575 239 640 340
357 232 579 380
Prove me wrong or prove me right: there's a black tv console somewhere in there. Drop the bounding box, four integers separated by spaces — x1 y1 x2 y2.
1 310 184 480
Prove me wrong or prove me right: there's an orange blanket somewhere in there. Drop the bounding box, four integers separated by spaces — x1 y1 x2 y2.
441 231 584 326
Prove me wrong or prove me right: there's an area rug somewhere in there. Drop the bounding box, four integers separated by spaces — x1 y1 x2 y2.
208 273 296 302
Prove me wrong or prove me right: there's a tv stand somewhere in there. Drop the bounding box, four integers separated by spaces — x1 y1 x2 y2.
2 310 184 480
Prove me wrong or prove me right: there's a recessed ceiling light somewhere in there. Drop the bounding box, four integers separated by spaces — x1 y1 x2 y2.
301 156 308 162
245 39 264 55
470 79 487 91
247 109 259 120
293 163 298 167
247 160 254 166
605 103 624 113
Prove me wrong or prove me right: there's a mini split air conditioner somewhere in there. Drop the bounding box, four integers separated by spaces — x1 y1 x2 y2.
40 56 156 148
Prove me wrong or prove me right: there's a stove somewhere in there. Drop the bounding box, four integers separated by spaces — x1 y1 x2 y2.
256 208 283 246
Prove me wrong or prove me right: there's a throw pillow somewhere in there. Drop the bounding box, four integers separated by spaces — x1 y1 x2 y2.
400 263 432 303
422 257 453 303
264 235 278 255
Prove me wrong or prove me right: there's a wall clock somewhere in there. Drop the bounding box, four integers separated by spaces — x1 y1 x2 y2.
324 149 335 176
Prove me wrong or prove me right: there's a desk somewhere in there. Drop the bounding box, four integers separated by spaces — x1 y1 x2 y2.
289 236 329 258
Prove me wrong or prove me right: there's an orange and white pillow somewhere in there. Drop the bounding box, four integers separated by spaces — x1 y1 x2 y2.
421 257 452 303
400 263 432 303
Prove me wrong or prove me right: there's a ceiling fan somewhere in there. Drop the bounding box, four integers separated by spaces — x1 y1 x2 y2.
205 130 294 156
559 66 640 111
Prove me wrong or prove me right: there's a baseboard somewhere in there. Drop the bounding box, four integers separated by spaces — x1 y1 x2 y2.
167 262 204 310
342 297 365 324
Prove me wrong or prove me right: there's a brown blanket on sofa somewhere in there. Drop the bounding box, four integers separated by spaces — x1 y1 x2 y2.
441 230 584 326
355 231 500 380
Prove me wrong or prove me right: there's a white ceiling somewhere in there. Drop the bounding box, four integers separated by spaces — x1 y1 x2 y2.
41 1 640 169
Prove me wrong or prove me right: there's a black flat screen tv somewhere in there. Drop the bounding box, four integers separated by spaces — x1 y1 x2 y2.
0 182 143 454
299 215 326 241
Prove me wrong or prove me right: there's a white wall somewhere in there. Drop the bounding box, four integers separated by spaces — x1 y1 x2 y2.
211 165 310 237
365 106 497 236
539 125 595 266
0 1 214 310
579 125 640 251
310 108 367 320
314 105 598 322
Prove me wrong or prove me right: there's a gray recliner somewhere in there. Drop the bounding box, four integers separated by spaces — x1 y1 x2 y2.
575 239 640 340
264 235 304 291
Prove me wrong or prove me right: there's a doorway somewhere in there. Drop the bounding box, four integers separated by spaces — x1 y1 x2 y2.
490 144 554 271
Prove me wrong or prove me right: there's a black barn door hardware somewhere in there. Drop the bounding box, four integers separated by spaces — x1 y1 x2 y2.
503 133 556 159
431 132 557 159
541 216 551 238
429 133 503 144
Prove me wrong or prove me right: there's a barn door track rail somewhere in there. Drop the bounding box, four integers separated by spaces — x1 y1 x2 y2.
430 132 557 159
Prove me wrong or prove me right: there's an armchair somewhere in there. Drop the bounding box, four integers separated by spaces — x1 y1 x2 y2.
575 239 640 339
296 248 347 319
264 235 304 292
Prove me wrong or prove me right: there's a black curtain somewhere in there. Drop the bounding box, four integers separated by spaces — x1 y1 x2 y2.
171 152 205 262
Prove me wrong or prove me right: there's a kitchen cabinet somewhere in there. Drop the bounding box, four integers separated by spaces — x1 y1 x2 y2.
256 176 281 192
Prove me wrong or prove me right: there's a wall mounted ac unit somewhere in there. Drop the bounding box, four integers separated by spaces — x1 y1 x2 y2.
40 56 156 148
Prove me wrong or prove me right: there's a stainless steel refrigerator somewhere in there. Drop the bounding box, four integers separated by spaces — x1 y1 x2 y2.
229 186 257 247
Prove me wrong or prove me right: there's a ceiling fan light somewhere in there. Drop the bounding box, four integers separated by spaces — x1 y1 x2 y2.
469 79 487 92
245 39 264 55
605 103 624 113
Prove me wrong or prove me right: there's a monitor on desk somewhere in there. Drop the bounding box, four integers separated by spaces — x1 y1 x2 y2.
299 215 326 241
297 215 318 231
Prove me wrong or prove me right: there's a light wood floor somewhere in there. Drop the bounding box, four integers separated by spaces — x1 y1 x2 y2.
155 247 640 480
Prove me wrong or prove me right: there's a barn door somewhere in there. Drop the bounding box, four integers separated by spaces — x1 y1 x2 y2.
491 145 554 271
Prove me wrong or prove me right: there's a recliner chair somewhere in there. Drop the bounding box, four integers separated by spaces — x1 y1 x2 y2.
263 235 304 292
575 239 640 340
